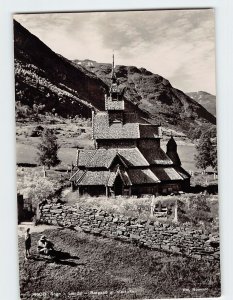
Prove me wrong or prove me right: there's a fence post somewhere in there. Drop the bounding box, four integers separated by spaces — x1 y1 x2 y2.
173 199 178 223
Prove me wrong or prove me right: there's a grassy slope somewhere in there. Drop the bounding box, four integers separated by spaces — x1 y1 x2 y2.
18 228 220 300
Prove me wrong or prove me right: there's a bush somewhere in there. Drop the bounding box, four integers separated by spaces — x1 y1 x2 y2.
17 167 61 207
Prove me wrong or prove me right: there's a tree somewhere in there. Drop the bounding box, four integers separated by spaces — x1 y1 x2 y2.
195 126 217 171
37 128 60 170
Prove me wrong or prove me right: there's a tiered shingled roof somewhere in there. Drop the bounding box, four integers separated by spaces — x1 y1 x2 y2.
70 56 190 193
139 147 173 165
71 160 189 186
77 148 150 168
174 166 191 180
71 168 160 186
127 169 160 185
93 112 161 140
77 170 111 186
151 167 184 181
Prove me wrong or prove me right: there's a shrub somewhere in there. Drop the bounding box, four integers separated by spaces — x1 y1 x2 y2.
17 167 60 207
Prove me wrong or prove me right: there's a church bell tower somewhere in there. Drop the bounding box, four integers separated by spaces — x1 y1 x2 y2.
105 54 125 124
105 54 125 112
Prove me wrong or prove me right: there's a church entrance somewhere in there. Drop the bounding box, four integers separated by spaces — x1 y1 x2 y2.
114 175 124 196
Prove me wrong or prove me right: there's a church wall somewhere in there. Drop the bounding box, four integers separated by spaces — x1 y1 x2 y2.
73 180 189 197
108 111 123 124
131 185 158 196
137 139 161 150
158 182 181 195
80 186 106 197
97 139 137 149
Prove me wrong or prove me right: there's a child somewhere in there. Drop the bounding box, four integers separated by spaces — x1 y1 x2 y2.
37 235 54 256
24 228 31 260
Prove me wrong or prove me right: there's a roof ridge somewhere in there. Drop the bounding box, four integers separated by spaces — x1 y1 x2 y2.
134 147 150 166
159 147 173 164
76 170 88 184
123 169 132 186
69 169 80 181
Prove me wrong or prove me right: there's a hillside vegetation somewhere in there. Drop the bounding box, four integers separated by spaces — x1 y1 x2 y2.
14 20 216 137
14 20 148 123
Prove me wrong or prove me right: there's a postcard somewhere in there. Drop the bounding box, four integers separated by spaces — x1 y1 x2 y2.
14 9 220 299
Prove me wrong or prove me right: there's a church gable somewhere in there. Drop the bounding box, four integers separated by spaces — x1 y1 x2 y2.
77 148 150 169
109 154 127 169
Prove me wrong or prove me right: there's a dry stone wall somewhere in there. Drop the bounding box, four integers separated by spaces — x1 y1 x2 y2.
39 203 220 261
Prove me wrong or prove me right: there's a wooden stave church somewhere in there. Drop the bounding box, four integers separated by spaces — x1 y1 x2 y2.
70 56 191 197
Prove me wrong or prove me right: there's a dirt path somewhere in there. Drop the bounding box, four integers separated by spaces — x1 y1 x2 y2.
18 224 60 237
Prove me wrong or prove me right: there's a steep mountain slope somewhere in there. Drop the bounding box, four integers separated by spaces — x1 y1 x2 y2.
187 91 216 116
14 20 143 120
14 20 216 136
74 60 216 131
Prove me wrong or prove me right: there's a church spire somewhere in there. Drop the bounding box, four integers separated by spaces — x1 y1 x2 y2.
105 54 124 110
109 53 119 98
111 52 117 82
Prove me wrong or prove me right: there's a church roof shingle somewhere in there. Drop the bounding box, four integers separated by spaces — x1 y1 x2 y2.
77 170 110 186
71 168 160 186
93 112 161 140
151 167 183 181
77 148 150 168
127 169 160 185
140 147 173 165
174 166 191 179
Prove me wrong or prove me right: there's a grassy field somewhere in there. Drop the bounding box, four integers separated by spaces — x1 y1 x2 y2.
15 121 198 171
16 120 94 168
16 139 197 171
16 143 78 169
18 227 221 300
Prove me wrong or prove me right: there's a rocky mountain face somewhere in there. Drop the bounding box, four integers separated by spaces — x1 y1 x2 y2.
74 60 216 132
14 20 147 121
14 20 216 136
187 91 216 116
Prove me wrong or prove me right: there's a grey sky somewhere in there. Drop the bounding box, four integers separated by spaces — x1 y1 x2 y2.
14 9 216 94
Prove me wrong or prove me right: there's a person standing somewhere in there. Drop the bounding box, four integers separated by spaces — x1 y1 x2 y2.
24 228 31 260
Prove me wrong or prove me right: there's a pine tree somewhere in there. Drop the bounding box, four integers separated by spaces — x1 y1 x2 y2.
195 126 217 171
36 128 61 170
